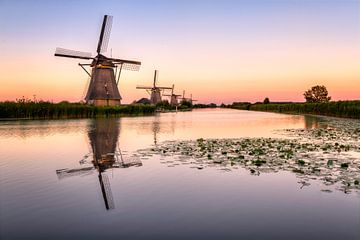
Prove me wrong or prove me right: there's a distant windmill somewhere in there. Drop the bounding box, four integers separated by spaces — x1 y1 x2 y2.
180 90 187 103
54 15 141 106
163 84 182 105
179 90 197 104
189 94 198 105
136 70 172 104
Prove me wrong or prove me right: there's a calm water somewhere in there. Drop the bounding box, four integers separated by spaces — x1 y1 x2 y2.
0 109 359 239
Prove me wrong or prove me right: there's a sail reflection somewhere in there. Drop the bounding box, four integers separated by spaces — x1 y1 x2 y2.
56 118 142 210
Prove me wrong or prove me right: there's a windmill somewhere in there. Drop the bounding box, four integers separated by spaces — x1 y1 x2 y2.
136 70 172 104
179 90 187 103
189 94 198 105
54 15 141 106
179 90 197 104
162 84 182 106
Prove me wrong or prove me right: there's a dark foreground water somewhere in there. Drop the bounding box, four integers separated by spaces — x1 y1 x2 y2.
0 109 359 239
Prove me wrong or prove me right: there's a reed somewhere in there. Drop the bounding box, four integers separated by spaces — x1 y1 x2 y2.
0 101 156 119
229 101 360 119
193 103 217 108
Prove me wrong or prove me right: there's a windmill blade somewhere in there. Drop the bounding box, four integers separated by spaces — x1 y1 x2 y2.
55 48 93 60
109 57 141 65
97 15 113 54
136 85 152 89
122 62 141 71
108 57 141 71
113 62 141 71
158 86 173 90
153 70 158 88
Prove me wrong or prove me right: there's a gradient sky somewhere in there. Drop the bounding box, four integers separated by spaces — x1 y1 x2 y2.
0 0 359 104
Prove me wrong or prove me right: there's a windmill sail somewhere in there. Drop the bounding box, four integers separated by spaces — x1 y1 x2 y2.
55 48 93 60
153 70 158 88
97 15 113 54
107 57 141 71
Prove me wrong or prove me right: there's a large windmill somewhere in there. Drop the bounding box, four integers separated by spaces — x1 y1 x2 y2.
136 70 172 104
54 15 141 106
163 84 182 106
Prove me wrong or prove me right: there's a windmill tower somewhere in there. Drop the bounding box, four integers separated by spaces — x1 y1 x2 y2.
163 84 182 106
54 15 141 106
136 70 172 104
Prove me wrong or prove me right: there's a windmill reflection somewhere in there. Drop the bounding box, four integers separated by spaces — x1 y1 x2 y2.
56 118 142 210
151 114 176 145
152 116 161 145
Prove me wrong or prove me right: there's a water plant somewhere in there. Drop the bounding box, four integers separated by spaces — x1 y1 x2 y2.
134 135 360 193
327 160 334 166
297 160 305 165
341 163 349 169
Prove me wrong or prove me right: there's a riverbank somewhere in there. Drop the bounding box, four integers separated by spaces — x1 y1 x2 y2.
0 101 157 119
227 101 360 119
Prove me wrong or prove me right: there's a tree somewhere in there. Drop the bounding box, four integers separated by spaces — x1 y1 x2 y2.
263 97 270 104
303 85 331 103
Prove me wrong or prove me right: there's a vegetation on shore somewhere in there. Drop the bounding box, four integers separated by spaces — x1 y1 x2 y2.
0 100 157 119
193 103 217 108
226 100 360 119
155 100 194 111
155 100 218 111
225 86 359 119
0 98 200 120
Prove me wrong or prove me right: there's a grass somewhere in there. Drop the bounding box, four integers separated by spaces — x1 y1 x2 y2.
227 101 360 119
0 101 156 119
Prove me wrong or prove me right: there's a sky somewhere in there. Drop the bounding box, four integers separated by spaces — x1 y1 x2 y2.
0 0 359 104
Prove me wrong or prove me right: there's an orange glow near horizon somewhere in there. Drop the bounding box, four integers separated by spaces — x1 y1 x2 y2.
1 43 358 104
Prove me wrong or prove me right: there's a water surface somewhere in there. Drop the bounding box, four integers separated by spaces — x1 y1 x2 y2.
0 109 359 239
